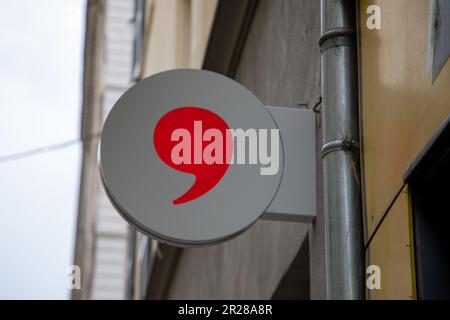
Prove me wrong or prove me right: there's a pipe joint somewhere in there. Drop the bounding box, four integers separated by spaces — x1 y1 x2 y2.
319 28 355 52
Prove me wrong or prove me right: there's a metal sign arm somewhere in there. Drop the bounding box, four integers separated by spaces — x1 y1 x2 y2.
261 106 316 223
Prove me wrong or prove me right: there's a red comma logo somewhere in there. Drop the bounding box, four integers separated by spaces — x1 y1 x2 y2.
153 107 233 205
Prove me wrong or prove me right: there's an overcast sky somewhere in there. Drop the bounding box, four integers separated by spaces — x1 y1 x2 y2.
0 0 85 299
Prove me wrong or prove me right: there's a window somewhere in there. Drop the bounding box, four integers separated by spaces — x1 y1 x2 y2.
405 115 450 299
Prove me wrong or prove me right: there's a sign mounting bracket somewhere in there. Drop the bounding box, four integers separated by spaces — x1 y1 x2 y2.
261 106 317 223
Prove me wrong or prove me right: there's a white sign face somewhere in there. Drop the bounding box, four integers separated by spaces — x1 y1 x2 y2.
100 69 284 246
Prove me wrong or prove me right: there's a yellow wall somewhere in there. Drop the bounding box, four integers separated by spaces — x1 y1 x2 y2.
366 187 415 299
359 0 450 239
141 0 217 76
359 0 450 299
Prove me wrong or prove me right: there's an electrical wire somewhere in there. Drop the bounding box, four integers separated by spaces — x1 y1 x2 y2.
0 132 102 164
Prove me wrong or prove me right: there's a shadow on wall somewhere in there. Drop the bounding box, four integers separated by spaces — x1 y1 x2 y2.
272 238 310 300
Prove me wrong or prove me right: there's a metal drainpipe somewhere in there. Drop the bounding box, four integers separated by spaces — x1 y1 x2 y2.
319 0 364 299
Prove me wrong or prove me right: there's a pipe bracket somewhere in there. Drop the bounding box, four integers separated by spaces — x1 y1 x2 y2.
321 138 359 159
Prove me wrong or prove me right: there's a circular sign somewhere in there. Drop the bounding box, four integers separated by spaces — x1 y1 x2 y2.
100 69 283 246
